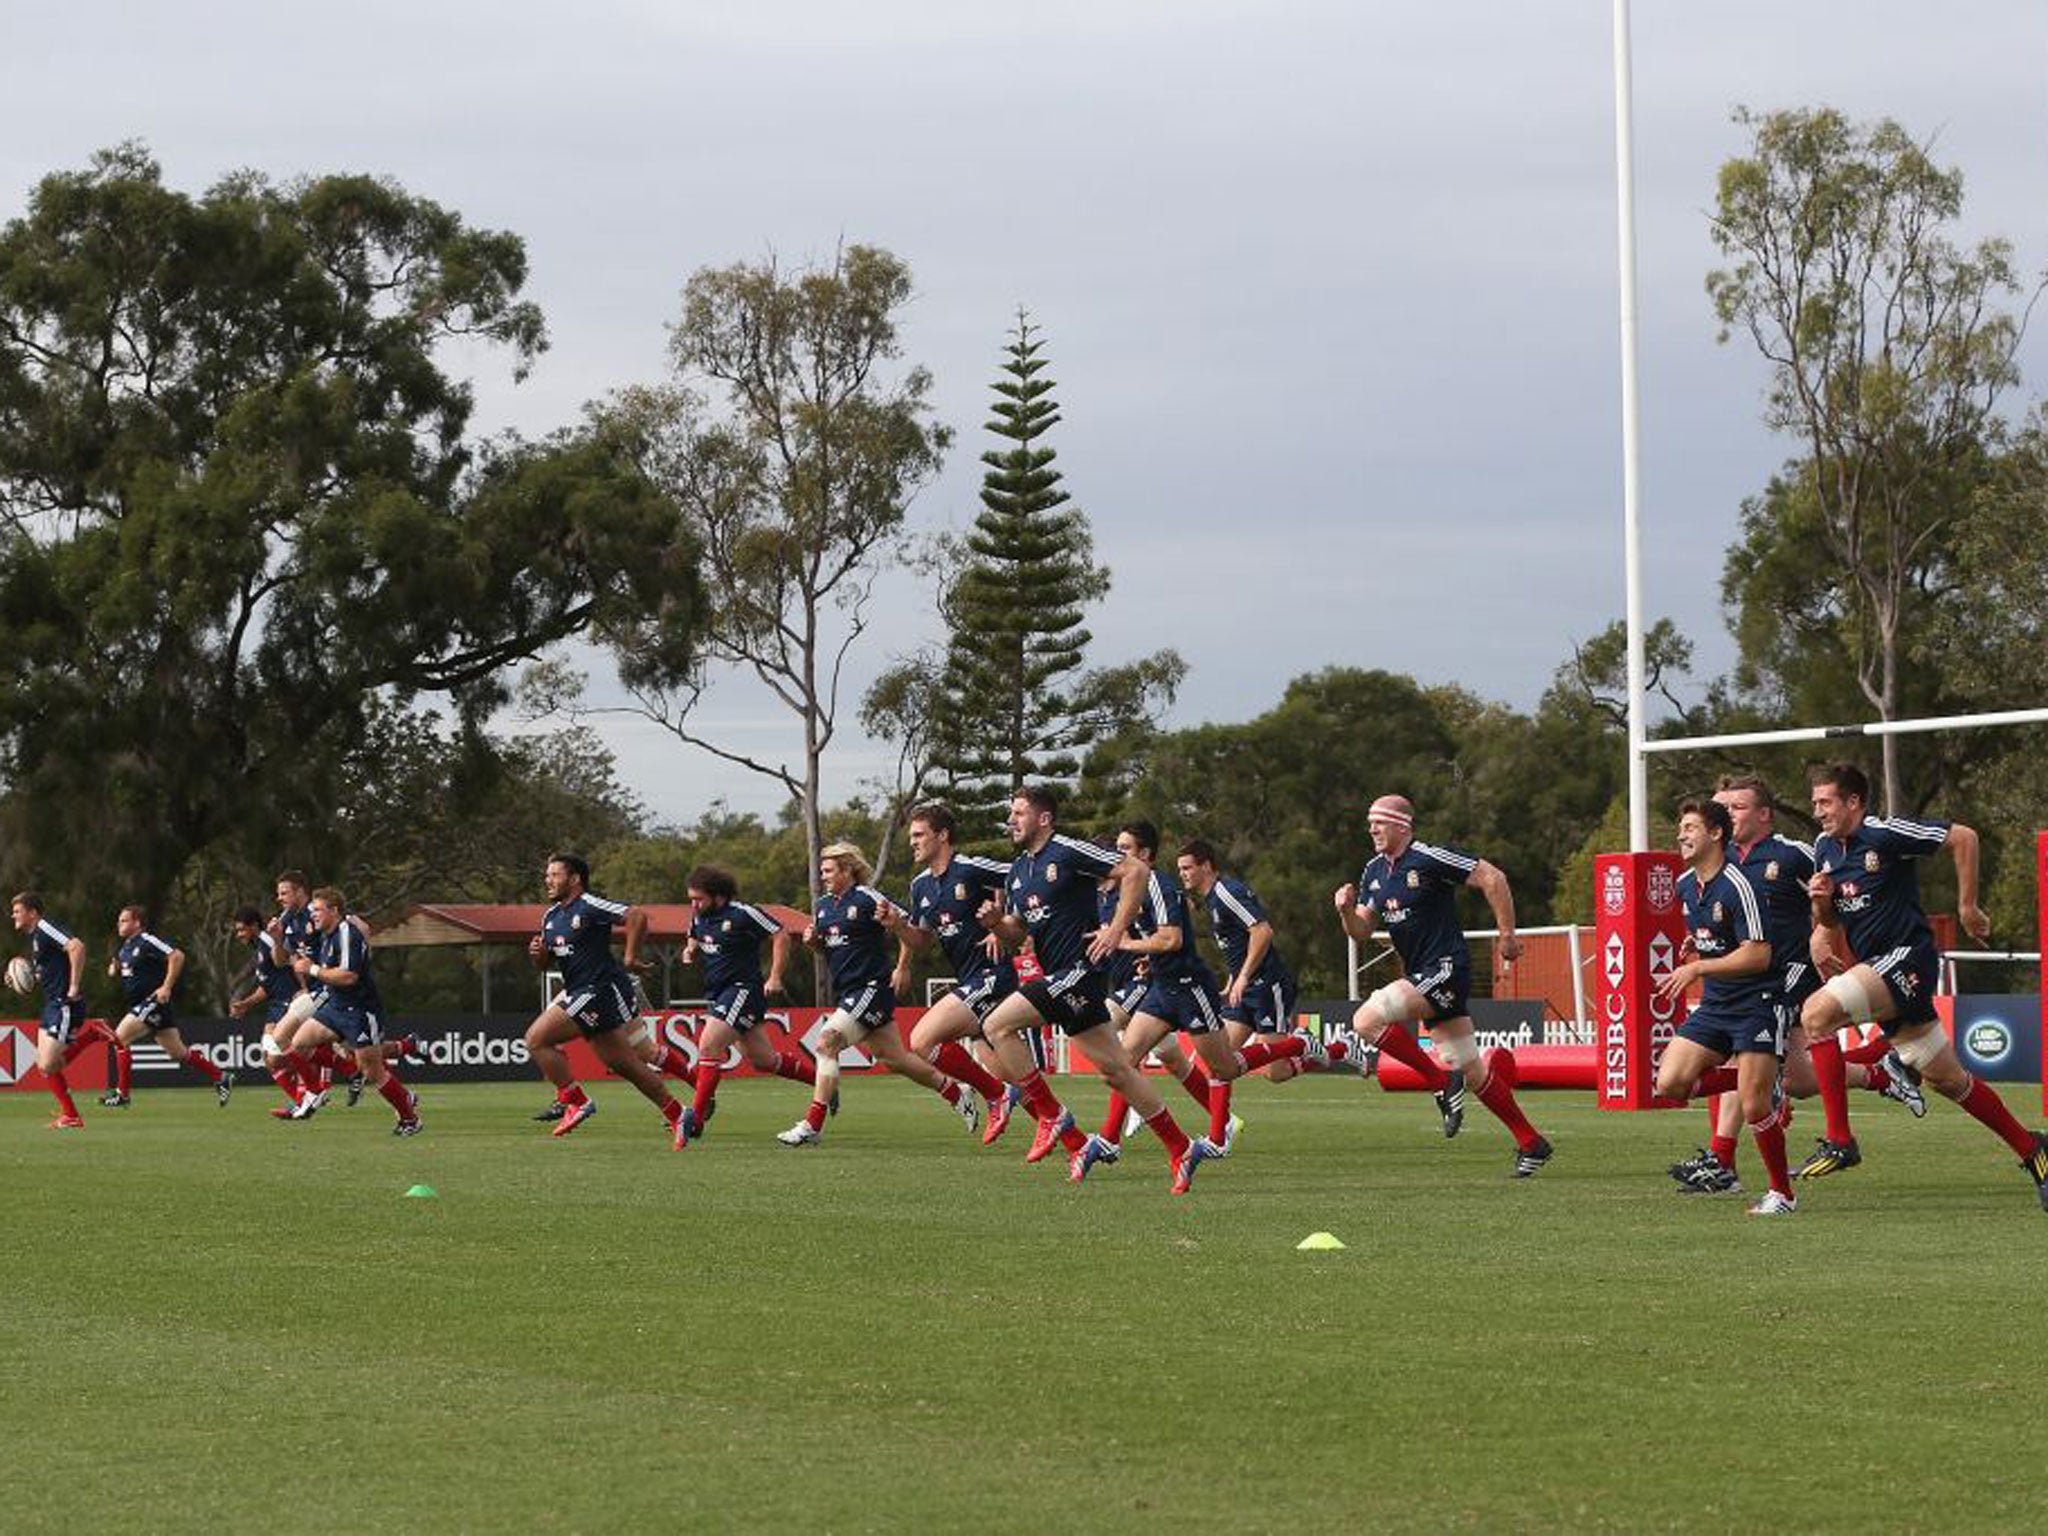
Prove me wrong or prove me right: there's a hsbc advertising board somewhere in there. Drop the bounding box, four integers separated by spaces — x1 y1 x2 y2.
1592 851 1691 1111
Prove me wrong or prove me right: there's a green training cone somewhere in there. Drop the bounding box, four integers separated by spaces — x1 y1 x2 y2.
1296 1231 1346 1251
403 1184 438 1199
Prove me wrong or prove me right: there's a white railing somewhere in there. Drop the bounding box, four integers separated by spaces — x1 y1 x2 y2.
1939 949 2041 997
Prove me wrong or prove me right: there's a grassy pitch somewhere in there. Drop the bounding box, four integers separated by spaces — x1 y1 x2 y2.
4 1074 2047 1533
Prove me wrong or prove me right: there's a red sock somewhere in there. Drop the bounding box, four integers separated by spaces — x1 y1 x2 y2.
558 1082 590 1107
934 1041 1004 1102
937 1079 964 1105
270 1053 305 1101
1017 1069 1065 1123
1474 1059 1541 1151
1863 1060 1894 1095
1844 1033 1890 1066
1710 1133 1738 1171
1373 1025 1447 1090
1207 1080 1232 1144
774 1050 817 1085
658 1096 683 1127
1956 1077 2038 1158
48 1070 80 1119
1751 1108 1793 1196
1694 1065 1738 1097
803 1099 828 1132
112 1046 133 1096
1235 1035 1306 1072
1144 1106 1191 1162
1319 1038 1352 1072
659 1044 697 1085
1171 1062 1211 1110
1100 1090 1130 1142
692 1063 721 1120
1809 1036 1854 1143
183 1048 223 1084
376 1075 414 1117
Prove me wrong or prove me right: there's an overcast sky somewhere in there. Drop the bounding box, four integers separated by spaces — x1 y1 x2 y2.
12 2 2048 825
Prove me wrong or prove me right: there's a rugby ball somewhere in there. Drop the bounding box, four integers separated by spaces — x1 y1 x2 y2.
5 956 32 994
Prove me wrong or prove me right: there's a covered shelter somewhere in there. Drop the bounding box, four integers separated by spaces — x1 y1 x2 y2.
372 901 811 1011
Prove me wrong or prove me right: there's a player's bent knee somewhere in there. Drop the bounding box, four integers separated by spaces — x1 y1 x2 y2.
1891 1025 1949 1073
1367 983 1424 1026
1433 1033 1481 1071
1818 972 1879 1028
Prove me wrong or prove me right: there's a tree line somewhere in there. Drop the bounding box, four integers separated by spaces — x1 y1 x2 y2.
3 109 2045 1015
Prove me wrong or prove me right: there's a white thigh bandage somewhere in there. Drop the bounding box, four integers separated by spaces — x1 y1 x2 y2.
826 1008 876 1047
627 1017 657 1050
1823 972 1880 1025
1892 1024 1949 1072
1432 1032 1482 1071
262 1035 283 1059
1366 982 1427 1026
281 990 320 1028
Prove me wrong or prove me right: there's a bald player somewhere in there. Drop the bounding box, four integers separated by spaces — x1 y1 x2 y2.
1334 795 1552 1176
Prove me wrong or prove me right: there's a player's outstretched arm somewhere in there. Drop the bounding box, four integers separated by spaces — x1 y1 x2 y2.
621 907 651 969
1945 821 1990 941
1090 857 1148 965
1467 860 1522 964
1332 884 1377 943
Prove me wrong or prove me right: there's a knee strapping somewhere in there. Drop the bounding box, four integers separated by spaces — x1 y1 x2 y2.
1821 971 1879 1026
1892 1026 1948 1072
1365 983 1424 1026
1433 1032 1482 1071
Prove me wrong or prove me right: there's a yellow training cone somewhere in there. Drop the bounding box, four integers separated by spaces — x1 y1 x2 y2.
1296 1231 1346 1251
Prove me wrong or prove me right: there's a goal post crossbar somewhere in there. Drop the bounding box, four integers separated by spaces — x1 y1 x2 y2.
1639 706 2048 759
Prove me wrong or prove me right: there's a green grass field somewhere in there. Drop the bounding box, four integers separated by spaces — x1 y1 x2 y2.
5 1073 2047 1534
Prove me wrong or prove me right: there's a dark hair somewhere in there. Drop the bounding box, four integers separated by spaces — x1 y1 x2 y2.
120 902 149 923
908 802 956 838
1715 772 1775 809
1678 797 1733 845
234 906 265 927
276 870 309 891
548 851 592 887
1177 838 1219 867
1119 819 1161 859
10 890 43 913
1014 784 1059 818
686 865 737 901
1809 762 1870 805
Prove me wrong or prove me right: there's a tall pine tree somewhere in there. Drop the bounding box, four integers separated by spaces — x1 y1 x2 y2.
926 313 1180 836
